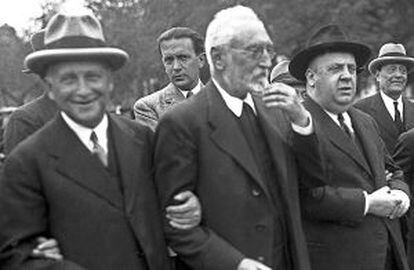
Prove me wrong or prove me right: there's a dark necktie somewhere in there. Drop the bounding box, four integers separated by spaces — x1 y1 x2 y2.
337 113 353 138
393 101 404 134
186 91 193 99
90 131 108 167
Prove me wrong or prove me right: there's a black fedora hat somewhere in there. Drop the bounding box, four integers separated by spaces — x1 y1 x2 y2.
289 24 371 81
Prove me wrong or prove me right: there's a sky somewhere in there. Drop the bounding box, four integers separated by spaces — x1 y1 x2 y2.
0 0 84 37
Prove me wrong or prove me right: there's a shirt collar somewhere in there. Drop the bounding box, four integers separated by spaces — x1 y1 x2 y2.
324 109 354 133
61 112 108 153
178 80 202 98
212 78 256 117
380 90 403 120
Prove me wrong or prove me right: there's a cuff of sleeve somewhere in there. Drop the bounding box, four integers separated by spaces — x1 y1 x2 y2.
363 191 369 215
291 112 313 135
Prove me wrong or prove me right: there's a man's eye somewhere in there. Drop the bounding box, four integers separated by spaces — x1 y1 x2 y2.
178 55 190 62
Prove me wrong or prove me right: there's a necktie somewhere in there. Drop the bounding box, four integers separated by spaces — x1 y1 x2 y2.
186 91 193 99
393 101 404 134
337 113 353 139
90 131 108 167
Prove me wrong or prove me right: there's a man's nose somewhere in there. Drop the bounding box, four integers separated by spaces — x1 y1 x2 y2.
172 58 182 70
77 78 92 94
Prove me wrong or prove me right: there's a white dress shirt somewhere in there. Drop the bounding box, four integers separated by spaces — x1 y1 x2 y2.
61 112 108 154
212 78 313 134
178 80 202 98
324 110 355 134
380 91 403 121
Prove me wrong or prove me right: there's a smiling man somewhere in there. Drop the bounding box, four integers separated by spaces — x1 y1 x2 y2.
133 27 206 131
354 43 414 154
0 8 171 270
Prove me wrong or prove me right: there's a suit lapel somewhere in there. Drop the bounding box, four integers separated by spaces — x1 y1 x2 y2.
206 83 269 195
348 108 385 185
403 97 414 130
253 96 291 202
371 93 399 137
162 83 185 106
48 115 123 209
108 116 154 242
305 98 372 175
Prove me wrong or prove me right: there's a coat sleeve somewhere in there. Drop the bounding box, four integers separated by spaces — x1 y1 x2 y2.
133 98 158 132
154 113 244 270
3 111 40 155
394 131 414 193
0 151 86 270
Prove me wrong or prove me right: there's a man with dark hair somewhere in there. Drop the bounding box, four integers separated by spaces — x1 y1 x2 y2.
133 27 206 131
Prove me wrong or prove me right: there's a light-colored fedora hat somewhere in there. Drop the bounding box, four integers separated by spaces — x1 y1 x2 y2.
24 7 129 75
289 24 371 81
270 60 305 86
368 43 414 74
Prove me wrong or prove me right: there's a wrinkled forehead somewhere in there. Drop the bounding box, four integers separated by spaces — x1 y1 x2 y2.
379 62 408 71
310 52 356 69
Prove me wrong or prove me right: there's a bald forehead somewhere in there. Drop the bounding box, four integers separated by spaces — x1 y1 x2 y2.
230 24 272 47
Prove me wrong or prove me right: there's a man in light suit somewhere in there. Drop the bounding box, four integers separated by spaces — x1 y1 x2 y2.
154 6 325 270
133 27 206 131
0 7 197 270
354 43 414 154
289 24 410 270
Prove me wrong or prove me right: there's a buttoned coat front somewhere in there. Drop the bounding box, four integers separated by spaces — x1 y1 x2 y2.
0 114 170 270
154 81 325 270
302 97 409 270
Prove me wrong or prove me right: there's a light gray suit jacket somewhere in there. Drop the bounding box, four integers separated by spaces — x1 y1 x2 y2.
133 83 186 131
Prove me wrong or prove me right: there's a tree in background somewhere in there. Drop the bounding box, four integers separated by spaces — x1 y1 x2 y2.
1 0 413 108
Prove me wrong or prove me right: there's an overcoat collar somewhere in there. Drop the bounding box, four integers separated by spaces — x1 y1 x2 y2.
46 114 145 213
305 98 373 178
206 81 289 202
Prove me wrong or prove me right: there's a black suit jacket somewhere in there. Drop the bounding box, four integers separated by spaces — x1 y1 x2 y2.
4 93 58 154
0 114 170 270
302 97 409 270
354 92 414 153
154 81 324 270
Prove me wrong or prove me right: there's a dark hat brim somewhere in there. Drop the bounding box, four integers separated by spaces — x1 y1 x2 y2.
289 41 371 81
24 47 129 75
368 56 414 74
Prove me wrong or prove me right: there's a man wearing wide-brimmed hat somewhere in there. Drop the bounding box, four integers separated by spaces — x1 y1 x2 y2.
355 43 414 154
290 24 410 270
3 30 59 155
0 7 173 270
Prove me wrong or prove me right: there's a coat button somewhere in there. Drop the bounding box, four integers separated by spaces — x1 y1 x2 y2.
252 189 261 197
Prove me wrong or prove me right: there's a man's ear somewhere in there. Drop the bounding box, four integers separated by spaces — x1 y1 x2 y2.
305 68 317 88
374 70 381 83
198 53 206 69
210 47 225 71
